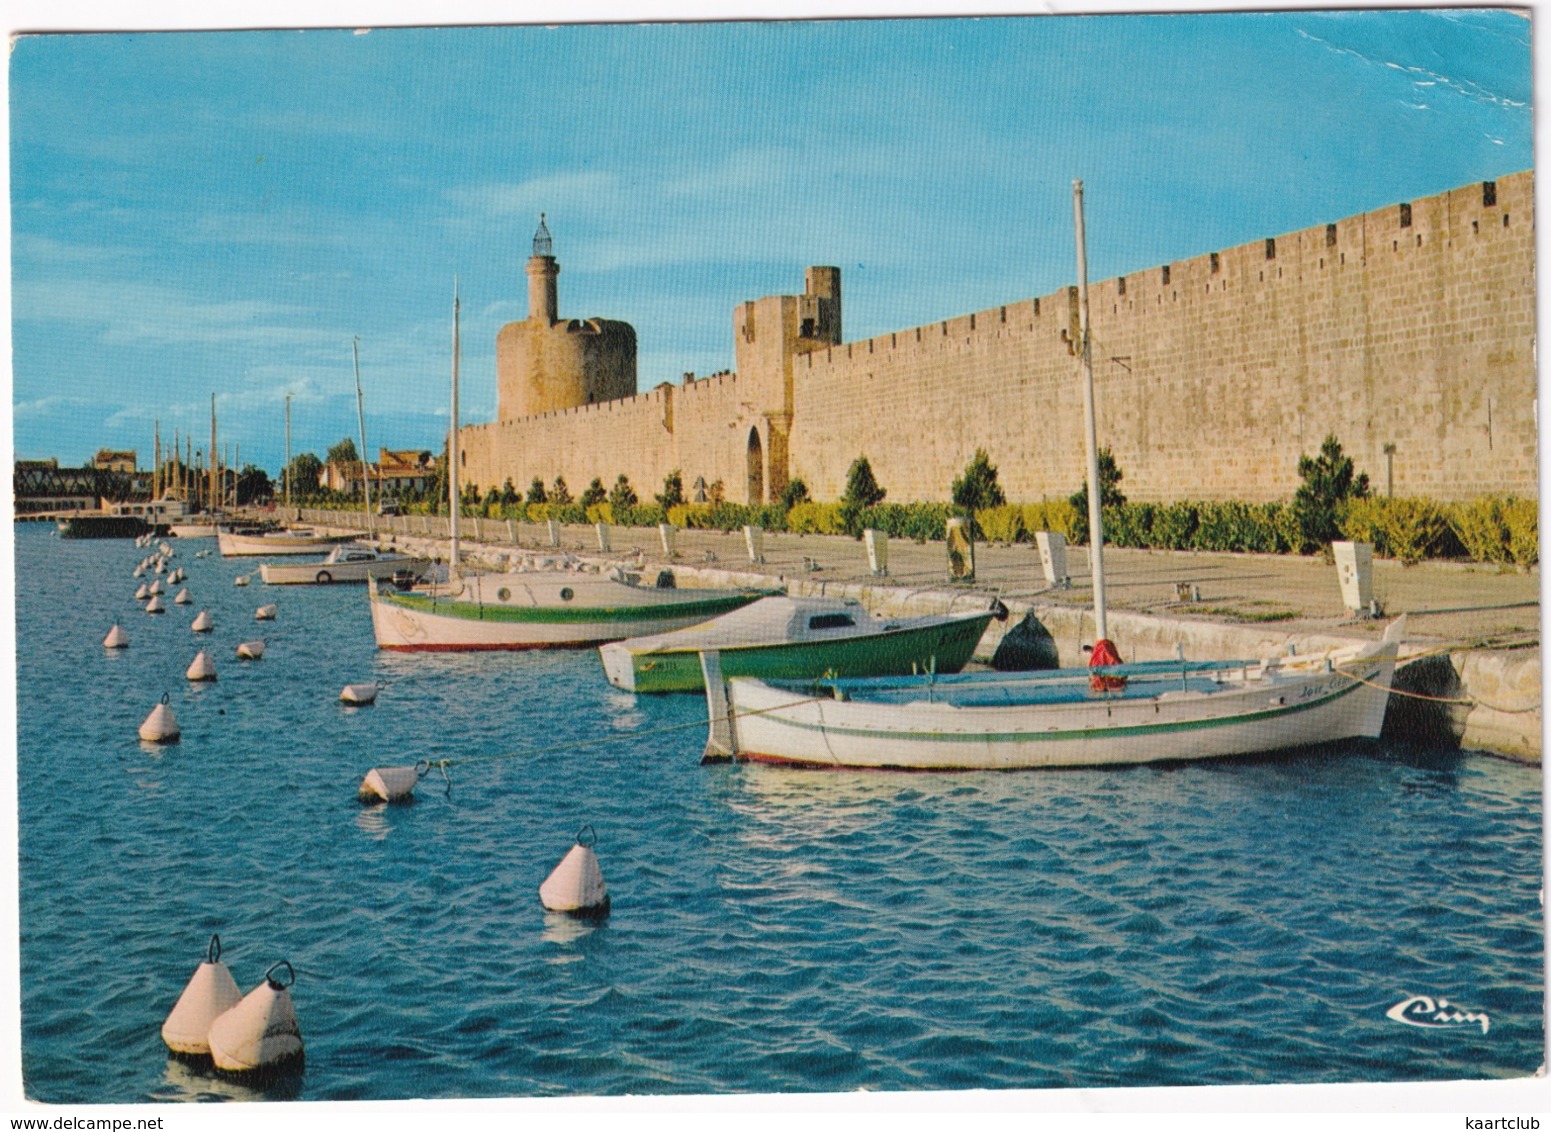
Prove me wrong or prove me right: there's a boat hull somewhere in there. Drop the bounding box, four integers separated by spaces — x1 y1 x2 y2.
714 630 1402 771
57 515 162 539
601 611 993 693
370 582 764 651
218 531 354 557
260 556 431 585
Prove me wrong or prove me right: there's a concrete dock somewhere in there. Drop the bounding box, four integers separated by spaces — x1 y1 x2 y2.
300 510 1542 761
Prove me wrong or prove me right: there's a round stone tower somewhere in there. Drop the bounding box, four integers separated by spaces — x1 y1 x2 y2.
496 216 638 420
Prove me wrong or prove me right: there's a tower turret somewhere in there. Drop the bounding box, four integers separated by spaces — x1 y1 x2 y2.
526 214 559 324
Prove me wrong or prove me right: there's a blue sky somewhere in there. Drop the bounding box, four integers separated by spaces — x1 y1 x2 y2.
8 7 1533 474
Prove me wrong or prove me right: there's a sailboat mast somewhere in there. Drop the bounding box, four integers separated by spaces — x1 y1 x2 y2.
153 421 161 501
284 395 292 511
353 337 375 538
209 394 218 515
449 279 462 574
1073 179 1108 643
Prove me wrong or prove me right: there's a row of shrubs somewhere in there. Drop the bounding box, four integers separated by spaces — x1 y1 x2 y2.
385 493 1535 568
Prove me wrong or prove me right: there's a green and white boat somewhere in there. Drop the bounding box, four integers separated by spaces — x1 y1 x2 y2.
369 569 768 652
599 594 999 693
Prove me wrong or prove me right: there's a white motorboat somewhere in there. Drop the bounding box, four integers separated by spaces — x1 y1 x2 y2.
259 543 432 585
218 528 354 557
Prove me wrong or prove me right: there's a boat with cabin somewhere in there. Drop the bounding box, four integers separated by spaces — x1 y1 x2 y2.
600 594 1001 693
259 543 432 585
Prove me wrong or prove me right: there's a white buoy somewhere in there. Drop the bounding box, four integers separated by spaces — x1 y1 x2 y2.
235 575 251 587
155 560 167 575
159 541 174 556
339 684 378 706
134 583 150 601
236 640 266 660
358 763 423 804
191 610 214 633
186 650 218 682
103 623 129 649
139 695 180 742
146 595 167 614
255 605 277 621
162 935 242 1057
539 826 610 917
206 962 304 1074
133 565 146 578
174 588 192 605
148 578 164 596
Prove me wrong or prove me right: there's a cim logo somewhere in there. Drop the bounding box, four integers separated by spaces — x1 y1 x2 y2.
1387 994 1490 1035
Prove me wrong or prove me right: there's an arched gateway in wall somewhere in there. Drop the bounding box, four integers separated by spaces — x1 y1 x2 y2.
746 427 764 505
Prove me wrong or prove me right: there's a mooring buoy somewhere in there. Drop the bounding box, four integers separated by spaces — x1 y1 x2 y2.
255 605 277 621
174 588 192 605
539 825 610 916
148 578 164 596
235 575 251 587
191 610 214 633
146 595 167 614
357 762 425 804
161 934 241 1057
206 961 304 1074
103 624 129 649
139 694 180 743
135 583 151 601
339 684 378 706
235 640 266 660
186 650 217 682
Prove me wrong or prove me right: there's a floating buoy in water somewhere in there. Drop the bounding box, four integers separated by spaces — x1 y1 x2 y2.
133 565 146 578
236 640 265 660
161 935 241 1057
186 650 217 682
174 588 192 605
255 605 277 621
358 763 424 804
146 595 167 614
139 694 180 742
103 623 129 649
148 578 164 596
339 684 378 706
206 961 304 1075
191 610 214 633
539 825 610 917
134 583 151 601
235 575 250 587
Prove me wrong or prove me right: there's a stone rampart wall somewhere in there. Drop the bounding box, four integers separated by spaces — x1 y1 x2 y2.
790 171 1535 503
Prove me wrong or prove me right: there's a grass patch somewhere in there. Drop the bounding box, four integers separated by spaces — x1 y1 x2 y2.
1192 605 1300 623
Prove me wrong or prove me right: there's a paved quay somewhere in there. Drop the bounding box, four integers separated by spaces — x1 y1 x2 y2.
303 511 1543 760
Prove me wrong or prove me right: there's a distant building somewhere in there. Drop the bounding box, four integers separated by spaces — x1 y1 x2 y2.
93 449 137 473
376 449 438 497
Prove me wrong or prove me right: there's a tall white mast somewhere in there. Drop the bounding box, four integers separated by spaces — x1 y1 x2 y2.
209 394 218 515
284 395 292 511
449 278 461 577
353 337 375 539
1073 179 1108 643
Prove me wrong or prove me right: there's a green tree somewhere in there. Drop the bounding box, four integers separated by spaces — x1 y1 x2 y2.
484 486 500 508
500 478 519 506
551 476 572 505
838 455 887 537
608 474 638 511
655 468 684 510
1293 434 1370 553
526 476 548 504
780 477 811 509
1068 447 1126 544
580 477 607 508
951 449 1006 529
235 464 272 506
286 453 323 499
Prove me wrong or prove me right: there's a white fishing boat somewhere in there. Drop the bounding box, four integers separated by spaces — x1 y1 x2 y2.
600 594 1001 693
259 543 431 585
369 569 767 651
699 180 1404 771
217 528 353 557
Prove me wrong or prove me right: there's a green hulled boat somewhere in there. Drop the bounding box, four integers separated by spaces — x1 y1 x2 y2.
598 594 1000 693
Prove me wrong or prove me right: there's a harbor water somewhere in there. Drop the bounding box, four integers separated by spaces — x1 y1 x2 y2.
14 523 1545 1101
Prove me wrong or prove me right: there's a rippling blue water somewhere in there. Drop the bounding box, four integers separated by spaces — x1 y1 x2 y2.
13 524 1545 1102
